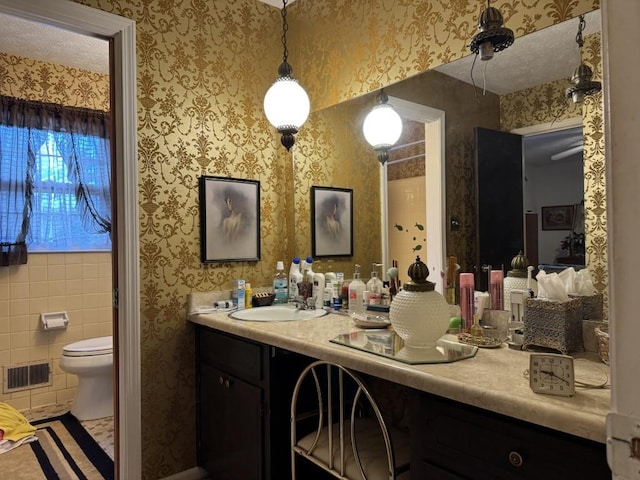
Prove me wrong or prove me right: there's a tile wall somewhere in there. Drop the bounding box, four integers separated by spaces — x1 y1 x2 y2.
0 252 112 411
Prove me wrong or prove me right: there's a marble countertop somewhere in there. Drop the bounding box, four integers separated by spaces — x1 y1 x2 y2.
189 307 610 443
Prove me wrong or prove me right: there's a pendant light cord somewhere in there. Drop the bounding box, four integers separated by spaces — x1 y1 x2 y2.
281 0 289 64
575 14 585 49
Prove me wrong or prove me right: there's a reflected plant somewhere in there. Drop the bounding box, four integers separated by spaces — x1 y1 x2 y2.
393 223 425 252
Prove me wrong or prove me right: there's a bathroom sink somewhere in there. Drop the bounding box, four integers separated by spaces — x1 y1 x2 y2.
229 305 328 322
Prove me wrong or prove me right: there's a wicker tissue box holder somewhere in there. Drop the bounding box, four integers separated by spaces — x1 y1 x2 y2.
523 297 583 354
569 293 604 320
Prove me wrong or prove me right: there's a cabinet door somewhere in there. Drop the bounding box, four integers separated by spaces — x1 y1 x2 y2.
199 362 264 480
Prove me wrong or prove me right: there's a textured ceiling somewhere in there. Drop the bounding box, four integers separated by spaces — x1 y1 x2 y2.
0 12 108 74
436 9 601 95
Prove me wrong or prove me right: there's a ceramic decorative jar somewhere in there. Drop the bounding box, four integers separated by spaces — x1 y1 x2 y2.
389 256 450 348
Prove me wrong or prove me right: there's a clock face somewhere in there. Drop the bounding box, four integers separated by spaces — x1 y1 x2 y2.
529 354 575 397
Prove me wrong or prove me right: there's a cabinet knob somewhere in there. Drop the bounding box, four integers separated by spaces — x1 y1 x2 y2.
508 451 524 467
218 376 224 385
224 379 230 388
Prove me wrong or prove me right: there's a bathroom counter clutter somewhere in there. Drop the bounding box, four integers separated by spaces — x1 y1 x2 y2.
189 309 609 443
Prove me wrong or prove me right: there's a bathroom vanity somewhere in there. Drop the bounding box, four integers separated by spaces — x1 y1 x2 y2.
191 307 610 479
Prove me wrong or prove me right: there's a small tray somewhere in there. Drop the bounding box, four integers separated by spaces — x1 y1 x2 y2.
457 333 505 348
349 312 390 329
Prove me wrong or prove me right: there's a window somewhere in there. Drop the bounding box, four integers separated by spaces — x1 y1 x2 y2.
28 133 111 251
0 95 111 257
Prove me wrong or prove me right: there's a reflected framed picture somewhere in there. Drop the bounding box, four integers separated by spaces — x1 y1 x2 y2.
311 186 353 257
541 204 575 231
199 176 260 263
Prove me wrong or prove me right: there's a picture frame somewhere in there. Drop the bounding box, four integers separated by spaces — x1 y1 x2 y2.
311 186 353 257
199 176 260 263
541 205 575 231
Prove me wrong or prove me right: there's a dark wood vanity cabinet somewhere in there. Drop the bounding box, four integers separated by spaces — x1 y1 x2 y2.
410 391 610 480
196 325 312 480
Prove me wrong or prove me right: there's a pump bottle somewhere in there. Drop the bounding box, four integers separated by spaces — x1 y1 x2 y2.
348 264 366 314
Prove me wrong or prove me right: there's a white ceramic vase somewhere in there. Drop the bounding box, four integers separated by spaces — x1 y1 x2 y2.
389 256 450 348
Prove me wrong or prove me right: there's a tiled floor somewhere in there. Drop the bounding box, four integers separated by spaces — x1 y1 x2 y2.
22 402 115 460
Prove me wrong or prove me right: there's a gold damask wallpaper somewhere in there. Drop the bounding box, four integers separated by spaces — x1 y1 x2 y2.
0 52 109 110
57 0 602 479
78 0 286 477
500 32 607 316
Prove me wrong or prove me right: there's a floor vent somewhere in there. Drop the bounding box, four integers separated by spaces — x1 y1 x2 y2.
3 361 52 393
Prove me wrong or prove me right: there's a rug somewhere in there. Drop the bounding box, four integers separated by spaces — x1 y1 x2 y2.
2 412 114 480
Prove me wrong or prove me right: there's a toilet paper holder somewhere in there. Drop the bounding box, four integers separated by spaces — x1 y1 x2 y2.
41 311 69 330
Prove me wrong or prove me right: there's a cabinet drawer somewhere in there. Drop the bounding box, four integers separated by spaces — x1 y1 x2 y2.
198 327 264 382
410 392 610 480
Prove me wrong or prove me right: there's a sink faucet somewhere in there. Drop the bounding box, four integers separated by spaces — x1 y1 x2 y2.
292 296 315 310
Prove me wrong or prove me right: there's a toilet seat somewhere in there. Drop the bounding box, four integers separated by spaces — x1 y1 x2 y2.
63 336 113 357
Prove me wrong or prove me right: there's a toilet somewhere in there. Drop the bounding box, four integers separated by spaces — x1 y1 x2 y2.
59 336 113 421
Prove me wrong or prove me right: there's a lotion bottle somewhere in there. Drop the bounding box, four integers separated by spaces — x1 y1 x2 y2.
312 260 325 309
348 264 366 314
366 263 383 305
305 256 315 282
288 257 303 301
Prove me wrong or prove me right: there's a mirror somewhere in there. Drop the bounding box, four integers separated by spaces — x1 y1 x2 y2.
296 8 605 299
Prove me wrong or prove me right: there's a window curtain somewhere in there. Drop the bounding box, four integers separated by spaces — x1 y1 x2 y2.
0 95 111 259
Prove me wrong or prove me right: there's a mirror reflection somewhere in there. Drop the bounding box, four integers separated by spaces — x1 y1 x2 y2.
298 8 604 305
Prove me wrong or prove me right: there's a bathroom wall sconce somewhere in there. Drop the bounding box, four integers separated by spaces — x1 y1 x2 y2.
565 15 601 104
362 90 403 164
469 1 514 61
263 0 310 151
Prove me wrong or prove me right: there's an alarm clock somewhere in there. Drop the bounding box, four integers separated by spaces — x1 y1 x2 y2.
529 353 575 397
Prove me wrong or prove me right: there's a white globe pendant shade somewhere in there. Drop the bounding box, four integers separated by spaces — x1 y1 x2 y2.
264 77 310 132
362 103 403 150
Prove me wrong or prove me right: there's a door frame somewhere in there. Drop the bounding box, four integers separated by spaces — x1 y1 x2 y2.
386 96 446 292
0 1 141 478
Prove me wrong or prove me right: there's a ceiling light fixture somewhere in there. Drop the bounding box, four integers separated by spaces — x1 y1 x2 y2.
469 0 514 61
362 90 403 165
565 15 601 104
263 0 310 151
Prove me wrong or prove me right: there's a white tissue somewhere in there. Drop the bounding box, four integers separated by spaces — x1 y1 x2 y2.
536 267 596 301
536 270 570 302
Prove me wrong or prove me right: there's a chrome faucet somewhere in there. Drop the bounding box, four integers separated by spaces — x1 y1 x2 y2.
291 296 315 310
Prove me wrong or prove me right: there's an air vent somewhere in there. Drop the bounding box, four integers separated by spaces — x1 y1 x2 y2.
3 361 52 393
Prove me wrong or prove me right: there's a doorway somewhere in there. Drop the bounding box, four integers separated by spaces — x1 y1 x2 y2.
0 1 141 478
385 97 445 292
514 118 584 268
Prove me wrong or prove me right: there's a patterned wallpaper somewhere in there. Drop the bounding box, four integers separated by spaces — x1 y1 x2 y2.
501 32 607 316
294 92 382 276
56 0 602 479
0 52 109 110
78 0 285 477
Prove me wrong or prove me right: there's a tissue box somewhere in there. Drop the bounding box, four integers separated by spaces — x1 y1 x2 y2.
523 298 583 354
569 293 604 320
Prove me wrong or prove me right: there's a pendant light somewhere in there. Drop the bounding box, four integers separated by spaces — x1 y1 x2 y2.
469 0 514 61
263 0 310 151
565 15 601 104
362 90 403 164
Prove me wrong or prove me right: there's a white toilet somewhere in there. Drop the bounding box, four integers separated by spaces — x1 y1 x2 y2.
59 336 113 421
